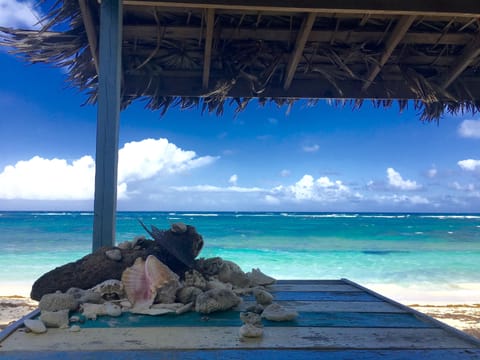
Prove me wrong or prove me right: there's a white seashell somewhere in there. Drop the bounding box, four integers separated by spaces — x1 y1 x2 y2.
81 303 104 320
69 325 81 332
261 303 298 321
120 300 132 309
129 307 175 316
105 302 122 317
253 289 274 305
105 248 122 261
129 302 184 315
176 302 194 315
81 302 121 320
69 315 81 323
24 319 47 334
247 268 276 286
40 310 69 328
90 279 125 300
239 323 263 338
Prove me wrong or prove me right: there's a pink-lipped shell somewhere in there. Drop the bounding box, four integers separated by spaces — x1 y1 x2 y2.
121 255 179 309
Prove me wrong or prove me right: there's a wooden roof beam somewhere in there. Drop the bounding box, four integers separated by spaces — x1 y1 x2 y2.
202 8 215 89
362 15 415 91
283 12 316 90
79 0 99 74
123 0 480 18
123 25 472 46
441 33 480 89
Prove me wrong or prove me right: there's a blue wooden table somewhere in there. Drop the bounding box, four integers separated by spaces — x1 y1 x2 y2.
1 279 479 359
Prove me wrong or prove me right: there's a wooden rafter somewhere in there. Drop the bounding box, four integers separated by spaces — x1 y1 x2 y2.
441 33 480 89
122 26 471 46
123 0 480 18
283 12 316 90
362 15 415 91
79 0 99 74
202 8 215 89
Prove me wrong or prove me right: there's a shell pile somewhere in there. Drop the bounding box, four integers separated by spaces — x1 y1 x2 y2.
24 222 295 339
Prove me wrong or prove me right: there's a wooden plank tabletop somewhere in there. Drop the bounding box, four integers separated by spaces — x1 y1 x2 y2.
1 279 479 359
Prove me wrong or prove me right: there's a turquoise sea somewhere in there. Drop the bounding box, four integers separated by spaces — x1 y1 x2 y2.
1 211 479 302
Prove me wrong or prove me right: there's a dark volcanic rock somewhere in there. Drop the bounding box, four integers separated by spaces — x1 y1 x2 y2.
31 225 204 301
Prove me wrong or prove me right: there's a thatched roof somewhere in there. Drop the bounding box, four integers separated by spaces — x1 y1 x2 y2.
2 0 480 120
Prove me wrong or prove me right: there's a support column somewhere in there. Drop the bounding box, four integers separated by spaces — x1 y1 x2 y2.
92 0 123 251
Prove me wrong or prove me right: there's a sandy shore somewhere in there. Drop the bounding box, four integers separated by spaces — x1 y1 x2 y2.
0 282 478 340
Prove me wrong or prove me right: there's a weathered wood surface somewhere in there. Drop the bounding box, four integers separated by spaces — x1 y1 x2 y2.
1 279 479 358
240 300 406 313
267 283 359 292
1 327 476 351
3 349 480 360
74 310 431 329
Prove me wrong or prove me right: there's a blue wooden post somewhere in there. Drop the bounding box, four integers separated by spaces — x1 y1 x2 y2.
92 0 123 251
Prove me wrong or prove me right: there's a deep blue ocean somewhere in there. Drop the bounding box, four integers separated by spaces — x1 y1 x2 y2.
1 211 479 301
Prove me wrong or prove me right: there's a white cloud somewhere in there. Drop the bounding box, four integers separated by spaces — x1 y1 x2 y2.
427 167 437 178
171 185 263 193
273 174 350 202
377 194 429 205
0 155 96 200
458 159 480 171
451 182 475 191
458 120 480 138
171 174 352 204
229 174 238 186
0 0 41 29
387 168 420 190
118 138 217 183
0 138 216 200
302 144 320 153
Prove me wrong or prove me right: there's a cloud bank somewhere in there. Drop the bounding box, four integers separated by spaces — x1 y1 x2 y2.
0 138 216 200
0 137 478 211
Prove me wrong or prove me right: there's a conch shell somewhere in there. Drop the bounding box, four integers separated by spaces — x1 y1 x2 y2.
121 255 180 309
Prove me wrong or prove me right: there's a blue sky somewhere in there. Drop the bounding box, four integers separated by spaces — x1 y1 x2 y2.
0 1 479 212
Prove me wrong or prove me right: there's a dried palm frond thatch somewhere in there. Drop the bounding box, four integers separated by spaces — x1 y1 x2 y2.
1 0 480 120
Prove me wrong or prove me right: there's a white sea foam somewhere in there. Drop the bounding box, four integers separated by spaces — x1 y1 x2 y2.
181 213 219 217
235 213 276 217
361 215 407 218
31 212 71 216
281 213 359 218
420 215 480 219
